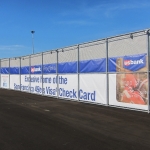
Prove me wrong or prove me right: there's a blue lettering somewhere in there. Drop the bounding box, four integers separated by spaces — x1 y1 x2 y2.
35 86 42 93
46 87 56 95
79 89 96 101
59 88 77 98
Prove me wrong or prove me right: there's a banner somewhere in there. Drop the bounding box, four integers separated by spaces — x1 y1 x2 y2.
109 53 147 72
1 67 9 74
58 74 78 100
58 62 77 73
57 59 106 73
109 73 148 110
21 75 30 92
10 75 20 90
43 63 56 74
21 66 30 74
80 58 106 73
79 74 107 104
10 67 20 74
30 75 42 94
43 74 57 97
1 74 9 89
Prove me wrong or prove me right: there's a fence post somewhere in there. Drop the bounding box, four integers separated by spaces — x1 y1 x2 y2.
20 57 21 91
146 30 150 113
77 45 80 101
9 58 10 89
56 50 59 99
106 38 109 105
0 59 1 87
29 55 31 93
42 52 43 96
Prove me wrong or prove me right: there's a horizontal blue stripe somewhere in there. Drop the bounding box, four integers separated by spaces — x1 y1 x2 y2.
1 67 9 74
1 53 146 74
80 58 106 73
21 66 30 74
109 57 117 72
58 61 77 73
43 63 56 74
10 67 20 74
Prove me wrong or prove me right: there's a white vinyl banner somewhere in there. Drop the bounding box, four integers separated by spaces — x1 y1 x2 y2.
21 75 30 92
109 74 148 110
30 75 42 95
79 74 107 104
10 75 20 90
58 74 78 100
43 74 57 97
1 74 9 89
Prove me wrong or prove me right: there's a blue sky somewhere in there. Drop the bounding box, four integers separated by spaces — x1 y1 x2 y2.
0 0 150 58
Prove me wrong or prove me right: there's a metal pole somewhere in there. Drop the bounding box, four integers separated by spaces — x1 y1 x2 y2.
20 57 21 91
106 38 109 105
9 58 10 89
31 31 35 54
29 55 31 93
147 30 150 113
77 45 80 101
56 50 59 98
42 52 43 95
0 59 1 87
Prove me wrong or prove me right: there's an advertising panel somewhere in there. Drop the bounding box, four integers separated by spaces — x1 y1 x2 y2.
109 73 148 110
21 75 30 92
30 74 42 94
109 53 147 72
80 58 106 73
58 74 78 100
1 74 9 89
109 53 148 110
43 74 57 97
79 74 107 104
30 65 42 94
58 62 77 73
10 75 20 90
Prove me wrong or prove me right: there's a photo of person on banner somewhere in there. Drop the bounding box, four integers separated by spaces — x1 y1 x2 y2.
116 73 148 105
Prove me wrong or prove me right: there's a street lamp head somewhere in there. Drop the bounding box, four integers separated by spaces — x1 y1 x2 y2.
31 30 35 34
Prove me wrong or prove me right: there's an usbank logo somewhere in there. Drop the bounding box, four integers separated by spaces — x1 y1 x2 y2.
31 67 41 73
123 54 146 71
124 59 144 66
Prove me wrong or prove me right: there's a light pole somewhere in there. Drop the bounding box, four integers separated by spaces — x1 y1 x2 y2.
31 30 35 54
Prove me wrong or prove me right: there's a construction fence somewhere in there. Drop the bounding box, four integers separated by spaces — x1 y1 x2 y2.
0 29 149 112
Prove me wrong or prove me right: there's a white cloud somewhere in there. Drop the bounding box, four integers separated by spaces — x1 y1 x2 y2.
0 45 32 59
0 45 28 51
